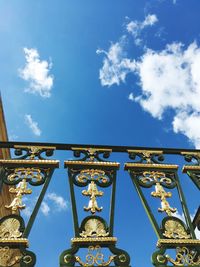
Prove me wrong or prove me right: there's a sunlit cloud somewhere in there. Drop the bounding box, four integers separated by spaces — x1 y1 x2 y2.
19 47 53 98
98 32 200 148
24 114 41 136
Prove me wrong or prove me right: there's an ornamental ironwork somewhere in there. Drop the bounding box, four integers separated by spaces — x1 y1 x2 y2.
0 141 199 266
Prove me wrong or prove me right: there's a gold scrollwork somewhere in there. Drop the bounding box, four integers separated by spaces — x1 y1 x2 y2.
141 171 173 186
78 169 109 184
0 246 21 266
7 167 44 183
80 218 109 238
82 181 103 214
75 245 115 266
5 179 32 214
166 247 200 266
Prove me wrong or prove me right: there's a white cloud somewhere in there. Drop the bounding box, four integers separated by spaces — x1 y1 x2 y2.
128 92 135 101
19 48 53 98
126 14 158 46
41 201 50 216
96 38 136 86
98 39 200 148
46 192 69 211
134 42 200 148
25 114 41 136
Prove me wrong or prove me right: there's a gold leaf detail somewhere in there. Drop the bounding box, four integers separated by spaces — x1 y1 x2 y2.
0 246 21 266
163 220 191 239
75 245 115 266
166 247 200 266
82 181 103 214
80 218 109 238
0 218 22 239
5 179 32 214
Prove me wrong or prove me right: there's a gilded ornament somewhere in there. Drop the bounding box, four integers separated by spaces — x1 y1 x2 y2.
80 218 109 238
71 237 117 244
5 179 32 214
166 247 200 266
157 239 200 248
82 181 103 214
7 167 44 183
128 150 163 163
163 219 191 239
0 246 21 267
14 145 56 159
0 218 22 239
75 245 115 266
78 169 109 184
141 171 176 216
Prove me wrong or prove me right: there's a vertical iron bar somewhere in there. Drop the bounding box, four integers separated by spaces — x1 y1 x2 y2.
109 171 116 236
68 170 79 236
23 169 54 238
130 171 161 239
175 172 196 239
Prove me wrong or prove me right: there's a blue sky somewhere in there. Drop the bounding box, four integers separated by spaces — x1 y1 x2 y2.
0 0 200 266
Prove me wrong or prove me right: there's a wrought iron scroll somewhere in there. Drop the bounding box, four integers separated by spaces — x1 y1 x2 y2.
60 147 130 267
0 145 59 267
125 149 200 267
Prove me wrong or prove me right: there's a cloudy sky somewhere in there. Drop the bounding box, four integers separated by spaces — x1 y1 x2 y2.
0 1 199 266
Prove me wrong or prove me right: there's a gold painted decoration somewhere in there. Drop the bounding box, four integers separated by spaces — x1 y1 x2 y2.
0 247 22 267
7 167 44 183
71 147 112 161
5 179 32 214
80 218 109 238
71 237 117 245
166 247 200 266
78 169 109 184
14 145 56 159
82 181 103 214
140 171 176 216
128 150 163 163
163 219 191 239
75 245 115 267
0 218 22 239
151 183 177 216
141 171 173 186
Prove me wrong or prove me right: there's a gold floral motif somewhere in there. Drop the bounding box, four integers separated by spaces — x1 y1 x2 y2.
0 246 22 266
0 218 22 239
80 218 109 238
166 247 200 266
7 168 44 182
82 181 103 214
142 171 176 216
75 245 115 266
5 179 32 214
78 169 109 184
163 219 191 239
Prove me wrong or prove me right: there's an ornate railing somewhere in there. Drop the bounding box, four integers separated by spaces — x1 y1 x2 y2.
0 141 199 267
